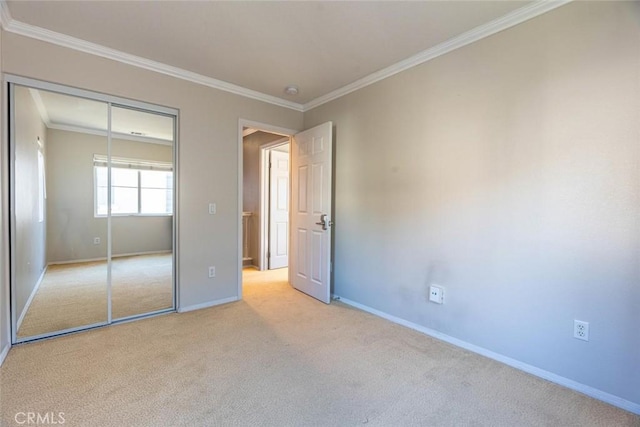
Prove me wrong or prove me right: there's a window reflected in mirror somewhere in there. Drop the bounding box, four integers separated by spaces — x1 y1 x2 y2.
110 105 174 320
11 83 176 342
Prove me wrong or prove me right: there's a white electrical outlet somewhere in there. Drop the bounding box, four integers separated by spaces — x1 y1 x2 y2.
208 203 217 215
93 237 101 245
208 266 216 278
429 285 444 304
574 320 589 341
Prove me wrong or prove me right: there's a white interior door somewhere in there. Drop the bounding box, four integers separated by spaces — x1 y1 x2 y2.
269 149 289 269
290 122 333 303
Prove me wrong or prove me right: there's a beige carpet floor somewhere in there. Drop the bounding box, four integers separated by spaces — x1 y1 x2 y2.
2 267 638 426
18 254 173 338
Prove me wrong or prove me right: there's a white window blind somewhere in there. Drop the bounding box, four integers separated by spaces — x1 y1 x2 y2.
94 155 173 216
93 155 172 171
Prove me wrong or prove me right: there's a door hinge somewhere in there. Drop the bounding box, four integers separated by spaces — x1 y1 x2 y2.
267 251 271 259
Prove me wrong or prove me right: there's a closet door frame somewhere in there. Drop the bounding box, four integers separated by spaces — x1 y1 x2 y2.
5 74 179 344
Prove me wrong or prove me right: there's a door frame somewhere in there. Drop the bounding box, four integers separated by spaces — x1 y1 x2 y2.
237 119 298 300
259 138 290 271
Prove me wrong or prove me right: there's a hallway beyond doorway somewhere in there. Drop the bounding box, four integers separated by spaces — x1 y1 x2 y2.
242 267 288 291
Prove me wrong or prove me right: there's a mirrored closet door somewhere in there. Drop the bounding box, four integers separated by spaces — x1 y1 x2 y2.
9 77 177 343
109 106 175 321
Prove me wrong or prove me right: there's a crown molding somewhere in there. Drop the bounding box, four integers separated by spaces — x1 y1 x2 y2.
302 0 572 112
28 88 52 126
47 122 173 146
0 0 571 114
0 11 305 112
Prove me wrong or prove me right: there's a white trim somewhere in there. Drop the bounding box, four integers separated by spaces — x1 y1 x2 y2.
302 0 572 111
48 123 173 146
177 296 238 313
6 74 179 116
1 17 304 112
47 250 172 266
0 343 10 366
93 154 173 170
16 267 47 330
28 88 51 126
259 138 290 271
335 296 640 416
0 1 570 113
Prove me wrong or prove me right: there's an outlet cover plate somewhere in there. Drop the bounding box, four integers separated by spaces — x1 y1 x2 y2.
574 320 589 341
429 285 444 304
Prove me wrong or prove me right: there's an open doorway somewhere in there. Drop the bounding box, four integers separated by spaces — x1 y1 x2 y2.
240 124 293 298
242 128 291 271
238 120 334 304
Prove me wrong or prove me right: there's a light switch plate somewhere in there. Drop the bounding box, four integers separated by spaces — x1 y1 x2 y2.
208 203 216 215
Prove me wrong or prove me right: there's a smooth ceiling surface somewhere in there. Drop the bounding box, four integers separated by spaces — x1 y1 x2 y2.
7 1 531 104
31 88 174 141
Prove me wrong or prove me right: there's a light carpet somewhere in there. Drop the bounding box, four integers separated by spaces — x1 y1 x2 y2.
17 254 173 338
2 267 638 426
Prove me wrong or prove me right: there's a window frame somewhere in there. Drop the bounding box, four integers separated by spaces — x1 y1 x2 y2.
93 156 173 218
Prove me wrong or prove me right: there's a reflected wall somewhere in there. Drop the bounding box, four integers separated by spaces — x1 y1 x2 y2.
11 81 176 342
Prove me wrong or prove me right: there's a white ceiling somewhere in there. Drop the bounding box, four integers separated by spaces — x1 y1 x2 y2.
5 1 556 110
29 88 174 142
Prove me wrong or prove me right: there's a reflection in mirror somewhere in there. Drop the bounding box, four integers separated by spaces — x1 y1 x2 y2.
110 106 174 320
11 82 176 342
13 86 109 339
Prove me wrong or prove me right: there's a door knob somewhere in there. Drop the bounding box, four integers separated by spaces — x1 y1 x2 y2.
315 214 333 231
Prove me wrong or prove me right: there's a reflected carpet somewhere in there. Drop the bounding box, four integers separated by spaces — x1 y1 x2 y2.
17 253 173 338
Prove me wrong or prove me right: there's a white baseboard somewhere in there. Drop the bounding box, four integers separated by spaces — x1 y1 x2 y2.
49 250 172 266
17 266 47 330
335 296 640 416
0 343 10 366
178 296 238 313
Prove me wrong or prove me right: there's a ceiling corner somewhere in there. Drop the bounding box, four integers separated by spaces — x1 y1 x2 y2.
301 0 573 113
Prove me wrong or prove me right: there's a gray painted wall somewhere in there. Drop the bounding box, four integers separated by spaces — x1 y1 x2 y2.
242 131 286 266
46 128 173 263
1 29 303 315
13 85 47 322
1 1 636 411
304 2 640 406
